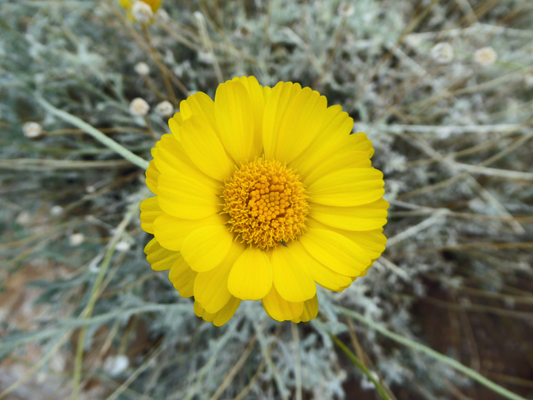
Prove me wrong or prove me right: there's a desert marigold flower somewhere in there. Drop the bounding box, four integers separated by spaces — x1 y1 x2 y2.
140 77 388 326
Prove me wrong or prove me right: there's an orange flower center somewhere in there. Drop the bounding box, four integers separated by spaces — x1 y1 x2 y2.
222 159 309 249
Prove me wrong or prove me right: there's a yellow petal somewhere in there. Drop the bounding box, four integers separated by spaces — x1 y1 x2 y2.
261 285 304 322
299 228 371 276
274 87 328 163
194 242 245 313
194 297 241 326
181 225 234 272
140 197 163 234
262 82 328 163
262 82 301 160
227 247 272 300
215 80 259 163
287 241 352 292
292 295 319 323
290 104 375 177
343 230 387 260
157 172 221 220
309 199 389 231
231 76 266 153
179 92 217 131
154 134 215 184
307 168 384 207
145 159 160 195
307 218 387 260
180 115 235 181
168 256 197 298
154 213 227 251
301 150 371 186
194 301 216 322
271 244 316 302
168 112 183 139
213 297 241 327
144 238 180 271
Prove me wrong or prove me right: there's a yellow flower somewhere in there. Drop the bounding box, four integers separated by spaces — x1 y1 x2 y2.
140 77 388 326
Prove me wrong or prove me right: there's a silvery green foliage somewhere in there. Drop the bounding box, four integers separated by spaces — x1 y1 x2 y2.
1 0 532 399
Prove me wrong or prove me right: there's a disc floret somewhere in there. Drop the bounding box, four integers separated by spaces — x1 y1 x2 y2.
222 159 309 249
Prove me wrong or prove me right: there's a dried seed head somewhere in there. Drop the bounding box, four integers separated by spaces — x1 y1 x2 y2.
431 42 454 64
23 122 43 138
130 98 150 116
132 1 153 23
474 47 497 67
134 62 150 76
50 205 64 216
154 9 169 23
155 100 174 117
338 3 355 17
69 233 85 246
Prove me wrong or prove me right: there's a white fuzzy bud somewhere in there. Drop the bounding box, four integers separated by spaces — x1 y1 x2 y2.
69 233 85 246
103 355 129 376
50 205 64 216
430 42 454 64
16 211 31 226
337 3 355 18
132 1 153 23
23 122 43 138
134 62 150 76
474 47 497 67
116 240 131 252
129 98 150 117
154 9 169 23
155 100 174 117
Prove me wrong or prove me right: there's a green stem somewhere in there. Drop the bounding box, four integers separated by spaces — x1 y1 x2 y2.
72 199 142 400
36 96 150 170
336 306 527 400
329 333 392 400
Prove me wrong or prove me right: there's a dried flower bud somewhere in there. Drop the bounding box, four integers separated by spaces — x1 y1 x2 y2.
134 62 150 76
155 100 174 117
23 122 43 138
16 211 31 226
474 47 497 67
116 240 131 252
69 233 85 246
103 355 129 376
338 3 355 17
430 42 454 64
50 205 64 216
154 9 169 23
130 98 150 117
132 1 153 23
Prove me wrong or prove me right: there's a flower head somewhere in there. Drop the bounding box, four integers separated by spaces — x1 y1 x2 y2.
134 62 150 76
140 77 388 326
155 100 174 117
130 97 150 117
119 0 161 22
474 47 497 67
131 1 153 23
23 122 43 138
431 42 454 64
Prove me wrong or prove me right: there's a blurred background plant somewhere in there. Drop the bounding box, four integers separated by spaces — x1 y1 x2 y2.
1 0 533 399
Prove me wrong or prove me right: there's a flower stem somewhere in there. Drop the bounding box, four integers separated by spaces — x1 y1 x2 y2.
328 333 392 400
336 306 527 400
36 96 150 170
